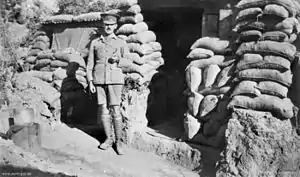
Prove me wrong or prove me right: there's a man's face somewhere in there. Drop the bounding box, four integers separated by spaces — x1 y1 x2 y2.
103 23 117 35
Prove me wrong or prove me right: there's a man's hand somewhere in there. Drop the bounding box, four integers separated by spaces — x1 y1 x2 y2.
89 81 96 93
108 56 119 64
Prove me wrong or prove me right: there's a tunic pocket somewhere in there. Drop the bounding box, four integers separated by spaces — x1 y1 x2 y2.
110 67 124 84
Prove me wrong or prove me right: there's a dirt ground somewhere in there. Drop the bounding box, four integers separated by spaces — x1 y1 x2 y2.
0 123 202 177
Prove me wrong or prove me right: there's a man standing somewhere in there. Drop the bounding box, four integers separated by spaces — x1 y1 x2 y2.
86 12 129 155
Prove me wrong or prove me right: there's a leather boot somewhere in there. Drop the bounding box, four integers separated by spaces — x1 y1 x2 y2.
113 116 124 155
99 114 114 150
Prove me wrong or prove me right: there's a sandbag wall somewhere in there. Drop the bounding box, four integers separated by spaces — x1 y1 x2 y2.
182 0 300 148
228 1 299 120
23 12 106 91
183 37 234 148
115 2 164 80
25 42 88 90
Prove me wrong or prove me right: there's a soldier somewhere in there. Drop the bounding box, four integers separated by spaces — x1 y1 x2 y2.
86 12 129 155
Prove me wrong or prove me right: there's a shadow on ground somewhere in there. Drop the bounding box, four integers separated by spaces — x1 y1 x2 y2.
0 165 76 177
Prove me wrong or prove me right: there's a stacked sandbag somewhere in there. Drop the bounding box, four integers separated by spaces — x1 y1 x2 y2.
25 31 51 68
52 48 88 90
114 4 164 82
183 37 234 146
227 0 299 120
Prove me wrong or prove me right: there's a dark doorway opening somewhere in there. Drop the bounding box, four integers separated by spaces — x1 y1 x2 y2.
143 7 204 127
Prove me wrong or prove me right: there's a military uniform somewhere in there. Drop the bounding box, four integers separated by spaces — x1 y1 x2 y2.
86 12 128 155
86 34 129 105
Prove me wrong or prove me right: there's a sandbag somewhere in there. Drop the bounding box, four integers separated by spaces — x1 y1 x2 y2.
117 35 128 41
236 54 291 72
202 64 221 88
34 59 52 69
237 69 293 87
141 52 162 62
28 49 42 56
227 94 296 119
33 31 47 38
117 22 148 35
219 58 236 68
76 75 87 84
115 0 138 8
275 17 300 34
187 55 225 69
127 31 156 44
241 53 263 61
36 59 52 66
76 69 87 77
236 0 299 17
27 71 53 83
198 86 231 96
37 50 55 60
263 4 289 18
132 22 148 34
238 30 262 42
116 24 134 35
34 35 50 43
51 60 69 68
73 12 102 22
234 16 296 33
128 43 142 54
183 113 201 140
187 92 204 117
234 20 265 33
140 42 162 55
54 51 71 62
119 13 144 24
261 31 289 42
236 7 263 22
42 14 73 24
32 41 50 51
198 95 219 117
231 80 261 97
68 53 86 69
185 66 202 93
257 81 288 98
124 52 144 65
146 57 164 67
126 4 141 15
53 67 67 80
214 63 235 87
190 37 229 54
288 33 298 43
39 66 52 72
187 48 214 60
25 56 37 64
236 41 296 61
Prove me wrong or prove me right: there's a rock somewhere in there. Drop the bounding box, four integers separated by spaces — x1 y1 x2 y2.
12 72 60 109
217 109 300 177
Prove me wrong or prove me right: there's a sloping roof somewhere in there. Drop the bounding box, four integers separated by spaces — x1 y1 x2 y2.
41 12 103 24
41 8 124 25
